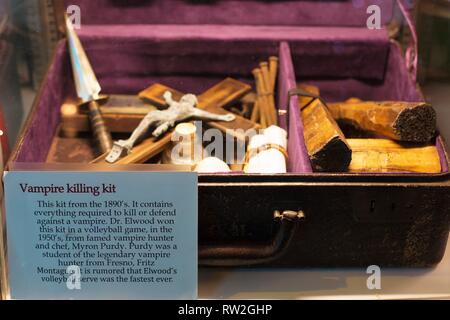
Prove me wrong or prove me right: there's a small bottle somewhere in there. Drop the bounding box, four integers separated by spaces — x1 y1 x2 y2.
244 125 288 174
162 122 204 169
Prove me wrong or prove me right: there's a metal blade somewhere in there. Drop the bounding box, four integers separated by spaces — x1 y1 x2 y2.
65 15 101 103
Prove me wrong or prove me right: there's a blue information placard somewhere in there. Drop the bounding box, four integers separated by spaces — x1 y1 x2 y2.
4 171 197 300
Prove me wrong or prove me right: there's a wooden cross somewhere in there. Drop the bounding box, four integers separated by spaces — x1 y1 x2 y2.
92 78 257 164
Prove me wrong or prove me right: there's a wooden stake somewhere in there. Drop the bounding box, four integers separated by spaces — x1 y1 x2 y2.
302 99 352 172
252 68 267 127
260 61 277 126
327 100 437 143
298 83 352 172
269 56 279 92
251 99 261 123
297 84 352 172
348 139 441 173
260 62 271 92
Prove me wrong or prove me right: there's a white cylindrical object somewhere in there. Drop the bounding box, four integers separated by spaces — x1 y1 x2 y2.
162 122 204 167
264 125 288 149
195 157 231 173
245 126 288 174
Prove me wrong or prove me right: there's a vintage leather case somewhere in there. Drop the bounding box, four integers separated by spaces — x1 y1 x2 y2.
8 0 450 268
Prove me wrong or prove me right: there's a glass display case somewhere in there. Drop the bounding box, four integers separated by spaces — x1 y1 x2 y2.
1 0 449 301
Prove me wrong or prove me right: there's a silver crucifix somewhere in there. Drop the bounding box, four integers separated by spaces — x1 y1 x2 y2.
106 91 236 163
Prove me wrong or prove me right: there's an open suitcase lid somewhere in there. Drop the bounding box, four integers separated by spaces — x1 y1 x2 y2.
54 0 416 78
31 0 441 178
58 0 396 27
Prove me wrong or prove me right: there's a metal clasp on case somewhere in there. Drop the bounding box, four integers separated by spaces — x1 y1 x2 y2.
274 210 305 221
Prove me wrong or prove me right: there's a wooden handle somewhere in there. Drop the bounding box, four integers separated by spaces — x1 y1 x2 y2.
200 210 305 267
88 100 113 154
60 96 157 135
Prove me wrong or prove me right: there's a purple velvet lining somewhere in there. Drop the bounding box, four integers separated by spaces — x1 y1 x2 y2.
75 25 390 81
292 41 449 173
16 39 313 167
66 0 394 27
278 42 313 173
294 44 421 102
16 44 72 163
13 22 449 174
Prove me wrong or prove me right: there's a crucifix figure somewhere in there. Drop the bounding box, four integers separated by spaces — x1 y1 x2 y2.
106 91 236 163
